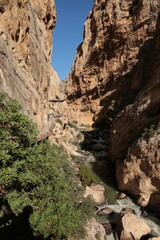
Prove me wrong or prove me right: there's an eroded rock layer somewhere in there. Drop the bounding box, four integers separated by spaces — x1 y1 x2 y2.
0 0 60 138
64 0 160 211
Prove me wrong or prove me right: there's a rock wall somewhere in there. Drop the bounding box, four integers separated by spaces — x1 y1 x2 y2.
112 12 160 212
64 0 160 211
0 0 61 138
117 123 160 212
64 0 159 125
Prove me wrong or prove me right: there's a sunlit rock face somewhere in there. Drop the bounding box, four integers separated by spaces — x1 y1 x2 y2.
0 0 59 137
64 0 160 211
116 125 160 212
64 0 159 125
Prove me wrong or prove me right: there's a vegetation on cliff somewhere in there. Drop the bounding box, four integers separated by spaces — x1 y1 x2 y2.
0 92 94 239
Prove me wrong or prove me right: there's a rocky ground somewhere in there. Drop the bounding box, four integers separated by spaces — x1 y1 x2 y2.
48 116 160 240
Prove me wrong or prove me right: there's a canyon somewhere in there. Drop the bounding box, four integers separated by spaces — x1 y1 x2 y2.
0 0 160 239
64 0 160 214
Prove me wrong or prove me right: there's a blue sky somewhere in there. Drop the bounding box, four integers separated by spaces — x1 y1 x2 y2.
51 0 94 81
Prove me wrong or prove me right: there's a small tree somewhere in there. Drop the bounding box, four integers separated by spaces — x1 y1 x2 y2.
0 92 94 239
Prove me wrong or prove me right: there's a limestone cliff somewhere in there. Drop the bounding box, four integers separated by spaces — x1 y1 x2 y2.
0 0 61 138
64 0 160 212
64 0 159 125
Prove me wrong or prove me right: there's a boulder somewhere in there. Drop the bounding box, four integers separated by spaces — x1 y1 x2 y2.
83 184 105 204
116 210 151 240
84 218 106 240
97 207 114 216
119 193 127 199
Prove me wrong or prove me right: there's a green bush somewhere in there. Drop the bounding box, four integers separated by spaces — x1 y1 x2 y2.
0 92 93 239
79 164 100 186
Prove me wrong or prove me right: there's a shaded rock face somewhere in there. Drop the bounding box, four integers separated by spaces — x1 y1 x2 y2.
0 0 59 137
113 17 160 211
64 0 160 211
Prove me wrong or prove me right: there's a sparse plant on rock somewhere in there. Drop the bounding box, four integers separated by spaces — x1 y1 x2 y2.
108 100 116 111
68 121 78 129
142 124 155 139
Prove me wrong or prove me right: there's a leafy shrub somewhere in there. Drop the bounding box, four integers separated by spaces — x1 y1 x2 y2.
0 92 93 239
79 164 100 186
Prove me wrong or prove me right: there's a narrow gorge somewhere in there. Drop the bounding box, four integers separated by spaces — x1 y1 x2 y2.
0 0 160 240
64 0 160 213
